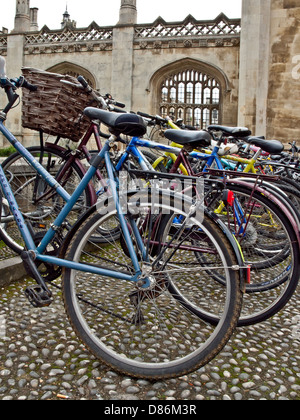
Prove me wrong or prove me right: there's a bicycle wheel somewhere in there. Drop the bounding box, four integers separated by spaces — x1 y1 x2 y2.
62 190 243 379
0 145 93 254
207 182 300 326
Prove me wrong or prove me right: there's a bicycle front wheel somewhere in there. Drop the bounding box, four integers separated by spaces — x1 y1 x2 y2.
62 191 243 379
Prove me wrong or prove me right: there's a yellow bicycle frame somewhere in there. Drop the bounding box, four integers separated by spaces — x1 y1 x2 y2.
151 117 190 175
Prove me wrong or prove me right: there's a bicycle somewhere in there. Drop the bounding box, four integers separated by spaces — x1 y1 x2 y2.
138 112 300 242
0 56 244 379
1 68 299 329
2 98 299 328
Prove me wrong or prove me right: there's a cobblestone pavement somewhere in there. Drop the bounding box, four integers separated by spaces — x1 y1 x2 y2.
0 277 299 401
0 242 15 262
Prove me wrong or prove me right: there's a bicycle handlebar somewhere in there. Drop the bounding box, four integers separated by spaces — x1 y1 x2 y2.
15 76 38 92
76 76 127 109
0 55 39 116
0 56 37 93
62 75 126 112
137 111 168 126
77 75 89 90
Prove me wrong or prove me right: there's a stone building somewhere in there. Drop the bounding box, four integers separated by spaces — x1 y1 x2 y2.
0 0 299 147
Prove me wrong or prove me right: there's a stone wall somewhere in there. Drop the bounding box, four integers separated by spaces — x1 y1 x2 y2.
267 0 300 142
239 0 300 143
0 3 241 148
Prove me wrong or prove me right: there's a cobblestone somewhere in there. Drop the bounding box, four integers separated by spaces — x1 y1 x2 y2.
0 278 299 400
0 242 16 262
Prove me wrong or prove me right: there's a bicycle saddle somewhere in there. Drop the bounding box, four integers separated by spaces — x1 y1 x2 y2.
270 152 289 160
84 107 147 137
164 129 212 148
208 125 252 138
246 136 284 154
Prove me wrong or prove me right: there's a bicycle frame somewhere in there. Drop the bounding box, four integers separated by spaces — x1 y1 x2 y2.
0 120 148 286
152 138 261 175
117 138 273 233
116 136 224 173
148 116 264 175
221 154 258 173
40 121 106 205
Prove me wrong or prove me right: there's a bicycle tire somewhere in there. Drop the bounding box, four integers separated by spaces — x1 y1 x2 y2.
62 190 243 379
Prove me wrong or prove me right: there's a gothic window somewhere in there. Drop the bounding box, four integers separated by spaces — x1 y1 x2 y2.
47 62 96 89
159 69 221 129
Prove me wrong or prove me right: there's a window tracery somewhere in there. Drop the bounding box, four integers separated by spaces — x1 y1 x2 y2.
159 69 220 128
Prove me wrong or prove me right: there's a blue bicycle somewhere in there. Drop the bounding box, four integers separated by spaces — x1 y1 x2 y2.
0 56 245 379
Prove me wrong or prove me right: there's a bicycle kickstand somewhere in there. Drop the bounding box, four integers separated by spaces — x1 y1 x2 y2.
21 251 53 308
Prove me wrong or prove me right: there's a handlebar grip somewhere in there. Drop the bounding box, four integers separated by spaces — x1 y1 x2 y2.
77 75 89 89
137 111 154 119
22 79 38 92
112 106 127 113
104 94 126 109
113 101 126 109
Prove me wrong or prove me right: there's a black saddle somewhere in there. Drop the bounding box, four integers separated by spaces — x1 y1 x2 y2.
246 136 284 154
84 107 147 137
164 129 212 149
208 125 252 138
270 152 289 161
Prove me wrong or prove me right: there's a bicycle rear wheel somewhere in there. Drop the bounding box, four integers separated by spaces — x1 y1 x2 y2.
62 190 243 379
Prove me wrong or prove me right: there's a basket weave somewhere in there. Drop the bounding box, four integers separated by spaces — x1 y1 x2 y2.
21 67 96 142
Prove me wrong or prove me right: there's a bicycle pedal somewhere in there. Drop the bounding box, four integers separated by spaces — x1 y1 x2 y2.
25 286 53 308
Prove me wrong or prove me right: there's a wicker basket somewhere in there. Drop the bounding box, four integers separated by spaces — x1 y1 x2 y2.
21 67 96 142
